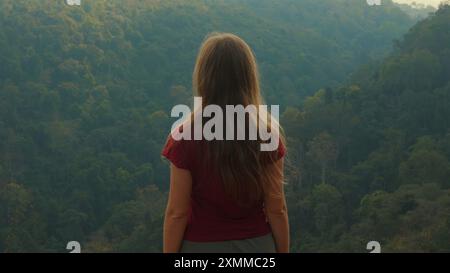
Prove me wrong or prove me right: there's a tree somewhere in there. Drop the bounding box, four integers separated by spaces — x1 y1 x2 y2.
399 137 450 187
307 132 338 184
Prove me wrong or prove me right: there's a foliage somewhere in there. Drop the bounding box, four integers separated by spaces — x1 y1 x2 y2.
283 4 450 252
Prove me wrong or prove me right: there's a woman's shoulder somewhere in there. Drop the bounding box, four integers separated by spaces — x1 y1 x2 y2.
161 126 199 170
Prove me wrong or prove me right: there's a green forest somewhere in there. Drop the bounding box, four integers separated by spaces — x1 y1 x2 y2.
0 0 449 252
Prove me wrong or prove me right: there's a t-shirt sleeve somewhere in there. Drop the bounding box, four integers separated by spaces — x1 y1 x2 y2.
277 140 286 160
161 134 191 170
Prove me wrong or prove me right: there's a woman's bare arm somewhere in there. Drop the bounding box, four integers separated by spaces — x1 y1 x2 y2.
264 159 290 253
163 163 192 253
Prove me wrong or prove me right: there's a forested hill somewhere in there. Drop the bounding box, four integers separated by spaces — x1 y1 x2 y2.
0 0 418 105
0 0 445 252
282 5 450 251
396 2 436 20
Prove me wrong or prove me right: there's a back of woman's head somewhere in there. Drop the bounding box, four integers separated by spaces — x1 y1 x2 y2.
193 33 284 206
193 33 261 107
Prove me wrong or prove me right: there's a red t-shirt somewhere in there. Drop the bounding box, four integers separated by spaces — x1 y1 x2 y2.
161 134 286 242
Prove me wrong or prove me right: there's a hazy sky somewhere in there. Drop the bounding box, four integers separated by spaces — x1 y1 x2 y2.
392 0 444 7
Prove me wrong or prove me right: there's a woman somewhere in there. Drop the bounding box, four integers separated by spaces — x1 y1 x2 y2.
161 33 289 253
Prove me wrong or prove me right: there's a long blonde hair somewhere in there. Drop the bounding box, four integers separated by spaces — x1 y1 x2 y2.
193 33 285 205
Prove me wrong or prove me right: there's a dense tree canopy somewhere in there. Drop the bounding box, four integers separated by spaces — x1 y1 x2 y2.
283 4 450 252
